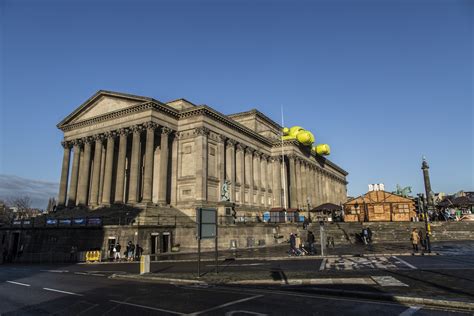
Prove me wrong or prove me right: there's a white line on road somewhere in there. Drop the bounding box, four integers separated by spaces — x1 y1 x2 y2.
399 306 421 316
110 300 185 315
6 281 30 287
40 270 69 273
43 288 84 296
90 274 106 276
74 272 88 275
392 256 418 269
319 258 327 271
188 295 264 315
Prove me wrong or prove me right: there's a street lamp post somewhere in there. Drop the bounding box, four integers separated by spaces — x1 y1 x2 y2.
418 193 431 253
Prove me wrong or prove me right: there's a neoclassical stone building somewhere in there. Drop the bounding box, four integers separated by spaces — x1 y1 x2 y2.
57 90 348 216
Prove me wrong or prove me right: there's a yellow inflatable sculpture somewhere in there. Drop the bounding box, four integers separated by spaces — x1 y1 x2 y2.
282 126 331 156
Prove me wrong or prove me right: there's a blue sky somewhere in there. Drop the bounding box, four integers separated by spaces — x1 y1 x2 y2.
1 0 473 207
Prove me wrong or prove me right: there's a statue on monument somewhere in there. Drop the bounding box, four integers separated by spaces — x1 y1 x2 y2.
221 180 231 202
393 184 412 197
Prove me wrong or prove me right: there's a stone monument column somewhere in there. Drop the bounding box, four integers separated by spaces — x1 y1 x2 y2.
218 135 226 197
142 122 157 203
261 154 268 207
128 125 143 204
235 143 245 203
245 148 254 206
226 139 236 201
158 127 172 204
194 127 209 202
295 158 302 208
421 157 434 207
271 157 282 207
288 154 297 209
102 131 116 205
114 128 129 203
58 141 71 207
90 135 104 206
77 137 92 206
253 152 261 206
67 140 82 206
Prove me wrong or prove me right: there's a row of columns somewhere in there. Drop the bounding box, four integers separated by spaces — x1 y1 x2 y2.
58 123 173 207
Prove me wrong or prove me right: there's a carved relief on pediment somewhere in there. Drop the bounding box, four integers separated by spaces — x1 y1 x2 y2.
70 96 143 124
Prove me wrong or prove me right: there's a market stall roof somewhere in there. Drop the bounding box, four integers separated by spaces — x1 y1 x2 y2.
312 203 342 212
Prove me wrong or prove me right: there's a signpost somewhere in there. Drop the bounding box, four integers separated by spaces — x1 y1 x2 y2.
196 207 218 277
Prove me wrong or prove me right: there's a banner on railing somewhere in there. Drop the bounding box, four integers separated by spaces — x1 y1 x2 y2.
85 250 101 262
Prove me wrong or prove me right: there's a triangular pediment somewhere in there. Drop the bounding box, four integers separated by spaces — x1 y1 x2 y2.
58 90 153 128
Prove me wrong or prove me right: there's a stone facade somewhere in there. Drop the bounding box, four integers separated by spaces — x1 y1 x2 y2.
57 91 348 216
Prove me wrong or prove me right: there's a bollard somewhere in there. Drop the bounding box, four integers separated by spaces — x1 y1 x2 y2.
140 255 150 274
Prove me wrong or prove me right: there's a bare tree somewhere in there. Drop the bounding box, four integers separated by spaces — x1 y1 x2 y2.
0 200 14 224
6 196 34 220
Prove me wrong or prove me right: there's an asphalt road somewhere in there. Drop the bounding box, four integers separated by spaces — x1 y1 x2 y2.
1 254 473 315
0 267 470 316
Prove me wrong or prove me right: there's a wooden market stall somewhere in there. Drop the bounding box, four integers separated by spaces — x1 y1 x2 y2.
343 190 416 222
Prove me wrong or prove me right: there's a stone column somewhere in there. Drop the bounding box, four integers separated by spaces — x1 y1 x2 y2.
67 140 81 206
142 122 157 203
158 127 172 204
271 157 282 207
101 132 116 205
288 154 297 209
170 132 179 206
194 127 209 202
77 137 92 206
261 154 268 206
114 128 129 203
245 148 254 205
128 125 143 204
58 141 71 207
253 152 261 206
226 139 236 201
90 135 104 206
218 135 226 197
295 158 302 208
311 165 317 207
236 143 245 203
301 161 308 209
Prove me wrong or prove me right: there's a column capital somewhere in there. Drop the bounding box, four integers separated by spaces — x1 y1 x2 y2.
236 143 246 152
254 151 263 158
194 126 209 136
61 140 72 149
218 134 227 143
72 139 83 147
161 126 172 135
92 134 104 143
287 153 297 160
118 128 130 136
104 131 117 139
227 138 237 146
144 121 158 130
245 147 255 155
261 154 270 161
81 136 93 144
271 156 282 162
131 125 144 134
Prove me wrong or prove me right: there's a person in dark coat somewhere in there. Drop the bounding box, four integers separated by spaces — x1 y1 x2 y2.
289 233 297 255
307 231 316 255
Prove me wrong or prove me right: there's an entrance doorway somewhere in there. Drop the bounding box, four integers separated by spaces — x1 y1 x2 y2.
107 237 116 259
161 233 170 253
150 234 159 255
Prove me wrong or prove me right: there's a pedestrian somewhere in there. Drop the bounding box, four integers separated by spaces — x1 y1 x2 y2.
289 233 297 256
418 229 426 251
135 244 142 260
411 228 420 252
307 231 315 255
70 245 77 262
114 243 121 261
367 227 373 243
362 228 368 245
127 241 135 261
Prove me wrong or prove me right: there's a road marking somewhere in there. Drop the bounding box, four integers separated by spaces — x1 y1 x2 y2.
90 273 106 276
319 258 327 270
371 276 408 287
110 300 185 315
6 281 31 287
399 306 421 316
225 311 267 316
74 272 88 275
43 288 84 296
392 256 418 269
189 295 263 315
40 270 69 273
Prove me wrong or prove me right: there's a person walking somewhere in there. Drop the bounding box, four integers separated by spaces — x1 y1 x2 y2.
289 233 297 256
307 231 315 255
127 241 135 261
418 229 426 251
411 228 420 252
114 243 121 261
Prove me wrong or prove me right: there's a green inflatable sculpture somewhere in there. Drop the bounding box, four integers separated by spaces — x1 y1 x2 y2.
282 126 331 156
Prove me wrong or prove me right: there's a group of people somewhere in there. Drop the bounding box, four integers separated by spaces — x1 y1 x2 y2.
410 228 428 252
112 241 143 261
288 231 316 256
